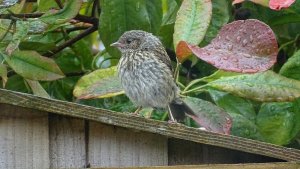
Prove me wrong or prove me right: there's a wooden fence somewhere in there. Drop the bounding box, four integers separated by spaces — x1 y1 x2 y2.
0 89 299 168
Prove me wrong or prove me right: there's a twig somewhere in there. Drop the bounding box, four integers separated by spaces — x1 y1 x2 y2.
0 13 44 19
44 25 98 57
0 20 14 42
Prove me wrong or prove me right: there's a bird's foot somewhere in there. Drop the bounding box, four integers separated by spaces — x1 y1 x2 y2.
167 119 178 124
131 106 143 116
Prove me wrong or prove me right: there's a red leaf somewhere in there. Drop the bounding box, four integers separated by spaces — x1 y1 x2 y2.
269 0 296 10
176 19 278 73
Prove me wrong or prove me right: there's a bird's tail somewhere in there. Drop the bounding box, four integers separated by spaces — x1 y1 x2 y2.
168 98 197 122
168 98 232 134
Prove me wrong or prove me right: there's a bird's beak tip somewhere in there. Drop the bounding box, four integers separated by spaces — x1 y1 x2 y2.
110 42 122 47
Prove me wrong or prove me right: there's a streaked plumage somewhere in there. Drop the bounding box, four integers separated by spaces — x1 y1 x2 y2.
111 30 194 121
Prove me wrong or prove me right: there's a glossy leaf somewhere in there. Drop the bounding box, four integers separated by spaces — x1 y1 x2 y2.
25 79 50 98
257 101 300 145
40 0 82 25
203 0 231 44
176 19 278 73
279 49 300 80
2 51 65 81
208 71 300 102
208 89 261 139
0 63 7 87
73 66 124 99
208 89 256 121
201 70 241 83
99 0 162 57
183 96 232 134
173 0 212 55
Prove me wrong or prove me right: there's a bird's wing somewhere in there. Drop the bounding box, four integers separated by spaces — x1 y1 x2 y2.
153 47 173 72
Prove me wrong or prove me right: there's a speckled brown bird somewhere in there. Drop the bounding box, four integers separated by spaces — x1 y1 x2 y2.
111 30 195 122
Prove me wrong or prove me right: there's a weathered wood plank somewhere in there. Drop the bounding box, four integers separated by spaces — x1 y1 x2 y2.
168 138 282 165
88 122 167 167
49 114 86 168
0 89 299 161
0 103 49 169
94 162 299 169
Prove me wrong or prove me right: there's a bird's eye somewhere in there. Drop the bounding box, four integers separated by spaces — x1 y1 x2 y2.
126 38 133 44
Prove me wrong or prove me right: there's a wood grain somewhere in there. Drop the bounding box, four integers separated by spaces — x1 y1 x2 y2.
0 89 299 161
96 162 299 169
0 104 49 169
88 122 167 167
49 114 86 168
168 138 282 165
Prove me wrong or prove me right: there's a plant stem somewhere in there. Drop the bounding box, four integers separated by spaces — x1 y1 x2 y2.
183 77 206 92
181 84 207 95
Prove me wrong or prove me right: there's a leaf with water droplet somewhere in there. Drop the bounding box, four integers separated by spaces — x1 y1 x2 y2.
257 101 300 145
73 66 124 99
176 19 278 73
207 71 300 102
183 96 232 134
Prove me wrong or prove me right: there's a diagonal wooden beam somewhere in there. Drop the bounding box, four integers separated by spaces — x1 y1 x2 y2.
0 89 299 161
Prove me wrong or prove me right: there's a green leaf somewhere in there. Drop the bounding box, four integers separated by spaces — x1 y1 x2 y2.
6 21 29 55
40 0 82 25
70 35 94 71
208 71 300 102
201 70 241 83
2 51 65 81
173 0 212 49
202 0 231 44
44 76 80 101
19 41 56 53
99 0 162 57
25 79 50 98
208 89 262 139
73 66 124 99
37 0 60 12
0 63 7 87
279 49 300 80
208 89 256 121
5 75 28 93
162 0 179 25
183 96 232 134
257 101 300 145
54 49 82 74
230 113 262 140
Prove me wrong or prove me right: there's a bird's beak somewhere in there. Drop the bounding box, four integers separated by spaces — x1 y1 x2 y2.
110 42 123 48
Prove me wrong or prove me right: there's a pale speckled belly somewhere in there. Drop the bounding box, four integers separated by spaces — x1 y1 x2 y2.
118 55 178 108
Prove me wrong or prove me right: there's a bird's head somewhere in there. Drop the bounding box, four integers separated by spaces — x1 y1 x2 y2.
110 30 162 53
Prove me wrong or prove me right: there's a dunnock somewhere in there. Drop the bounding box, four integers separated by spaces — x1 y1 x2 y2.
111 30 195 122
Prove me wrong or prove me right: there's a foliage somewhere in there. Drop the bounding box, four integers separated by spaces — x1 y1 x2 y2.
0 0 300 147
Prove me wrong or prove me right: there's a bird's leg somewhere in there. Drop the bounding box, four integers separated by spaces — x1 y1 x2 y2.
167 106 177 124
132 106 143 116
